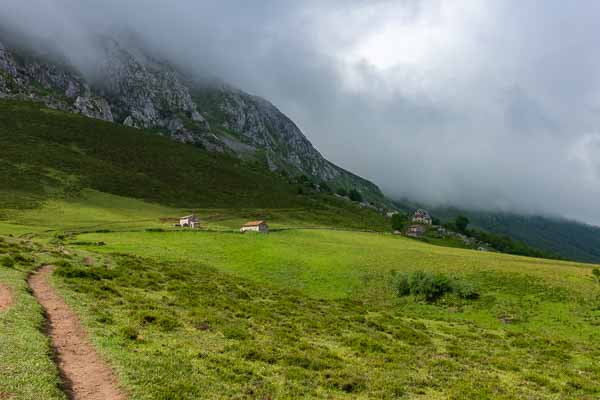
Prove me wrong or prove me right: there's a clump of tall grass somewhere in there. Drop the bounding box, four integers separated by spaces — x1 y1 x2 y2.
0 255 15 268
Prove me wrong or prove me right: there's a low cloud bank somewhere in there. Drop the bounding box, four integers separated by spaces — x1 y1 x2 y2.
2 1 600 223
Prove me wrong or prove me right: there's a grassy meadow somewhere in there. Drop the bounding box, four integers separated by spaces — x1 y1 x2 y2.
45 226 599 399
1 194 599 398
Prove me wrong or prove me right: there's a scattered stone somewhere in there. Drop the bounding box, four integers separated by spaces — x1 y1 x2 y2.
195 322 210 331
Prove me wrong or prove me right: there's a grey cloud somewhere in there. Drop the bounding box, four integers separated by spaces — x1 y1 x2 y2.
2 1 600 224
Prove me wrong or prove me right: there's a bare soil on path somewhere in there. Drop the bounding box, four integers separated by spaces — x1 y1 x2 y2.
28 266 125 400
0 284 12 312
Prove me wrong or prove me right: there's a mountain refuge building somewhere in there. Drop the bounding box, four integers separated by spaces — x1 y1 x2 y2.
179 215 199 229
240 221 269 233
412 209 432 225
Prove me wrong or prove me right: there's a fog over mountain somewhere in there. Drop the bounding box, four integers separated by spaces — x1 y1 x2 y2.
3 1 600 224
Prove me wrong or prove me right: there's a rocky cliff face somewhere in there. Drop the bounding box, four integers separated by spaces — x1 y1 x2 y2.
0 40 113 121
192 84 384 199
0 37 386 204
92 40 225 150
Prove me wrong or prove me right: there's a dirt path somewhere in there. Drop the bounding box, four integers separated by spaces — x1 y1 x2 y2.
0 284 13 312
28 266 125 400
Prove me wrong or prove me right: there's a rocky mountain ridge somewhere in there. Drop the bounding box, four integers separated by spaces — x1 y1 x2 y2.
0 36 386 204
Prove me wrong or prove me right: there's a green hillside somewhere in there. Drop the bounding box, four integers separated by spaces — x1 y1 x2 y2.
0 99 388 231
432 208 600 264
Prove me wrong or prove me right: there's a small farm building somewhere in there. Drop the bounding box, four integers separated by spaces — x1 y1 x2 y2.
179 215 199 229
412 209 433 225
407 225 426 237
240 220 269 233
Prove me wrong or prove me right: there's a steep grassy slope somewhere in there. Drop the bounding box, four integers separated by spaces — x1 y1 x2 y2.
0 99 388 231
0 100 296 209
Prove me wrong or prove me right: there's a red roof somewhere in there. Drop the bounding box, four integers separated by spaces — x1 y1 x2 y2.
243 220 266 227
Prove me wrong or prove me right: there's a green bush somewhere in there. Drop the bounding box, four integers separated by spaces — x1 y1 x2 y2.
319 181 332 193
0 256 15 268
392 273 411 296
593 268 600 283
453 280 480 300
349 189 363 203
410 271 451 301
392 270 479 302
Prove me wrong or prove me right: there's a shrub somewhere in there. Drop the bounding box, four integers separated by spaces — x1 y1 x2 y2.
319 181 332 193
409 271 451 301
393 270 479 302
593 268 600 283
0 256 15 268
452 280 480 300
455 215 470 233
391 213 408 231
392 273 411 296
349 189 363 203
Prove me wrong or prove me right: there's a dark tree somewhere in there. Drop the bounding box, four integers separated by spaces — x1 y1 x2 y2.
391 213 409 231
319 181 332 193
349 189 363 203
336 188 348 197
455 215 470 233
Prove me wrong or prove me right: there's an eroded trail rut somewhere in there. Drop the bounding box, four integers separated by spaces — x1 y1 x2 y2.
29 266 125 400
0 284 13 312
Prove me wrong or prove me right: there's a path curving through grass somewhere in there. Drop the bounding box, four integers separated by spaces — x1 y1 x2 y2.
0 283 13 312
29 266 125 400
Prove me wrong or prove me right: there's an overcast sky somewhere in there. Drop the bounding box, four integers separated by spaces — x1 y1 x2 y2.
3 1 600 224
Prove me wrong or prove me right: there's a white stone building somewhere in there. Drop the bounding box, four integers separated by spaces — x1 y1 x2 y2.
179 215 199 228
240 220 269 233
412 209 433 225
